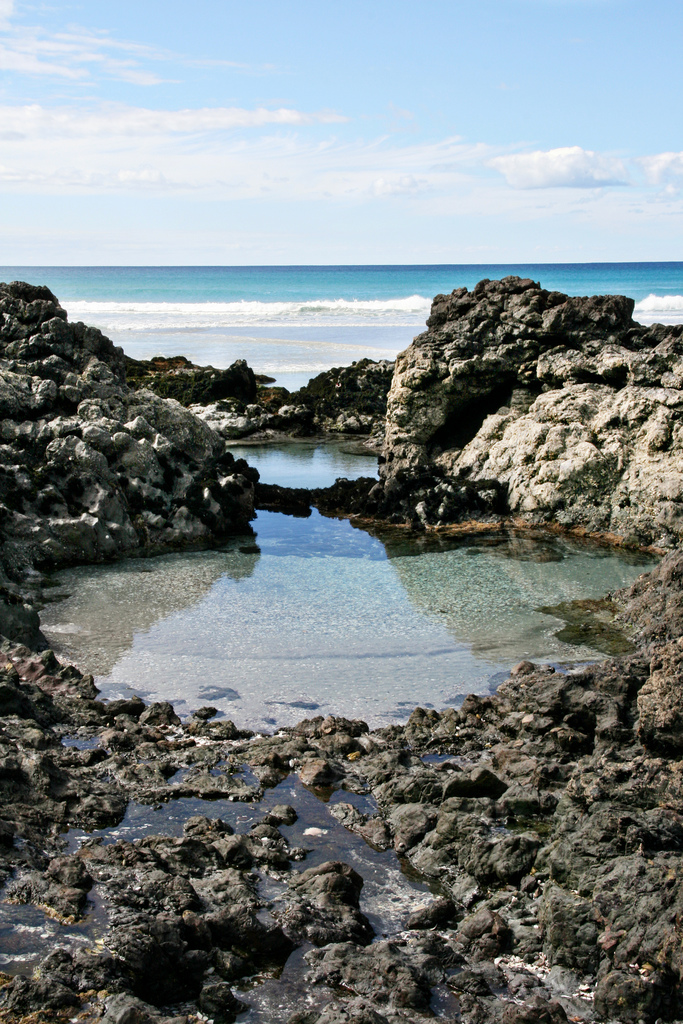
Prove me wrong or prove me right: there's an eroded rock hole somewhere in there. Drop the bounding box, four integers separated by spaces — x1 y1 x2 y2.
429 382 518 453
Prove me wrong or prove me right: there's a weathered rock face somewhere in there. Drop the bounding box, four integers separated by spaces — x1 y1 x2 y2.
370 276 683 545
0 281 257 633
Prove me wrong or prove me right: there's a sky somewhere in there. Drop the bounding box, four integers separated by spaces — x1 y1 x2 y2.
0 0 681 264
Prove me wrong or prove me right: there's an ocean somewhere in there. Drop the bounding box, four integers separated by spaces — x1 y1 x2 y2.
2 263 682 390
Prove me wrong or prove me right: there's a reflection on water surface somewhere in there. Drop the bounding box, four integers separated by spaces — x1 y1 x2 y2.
40 509 656 732
228 435 378 488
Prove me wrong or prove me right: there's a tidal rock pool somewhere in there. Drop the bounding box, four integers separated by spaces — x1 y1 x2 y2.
39 508 656 733
226 436 379 488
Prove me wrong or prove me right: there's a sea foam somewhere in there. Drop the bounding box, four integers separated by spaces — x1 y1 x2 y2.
634 293 683 325
65 292 683 331
64 295 433 331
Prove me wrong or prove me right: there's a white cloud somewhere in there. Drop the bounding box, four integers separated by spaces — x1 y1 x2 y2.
0 18 161 82
489 146 629 188
0 103 347 139
0 0 13 28
0 125 488 200
638 152 683 185
372 175 426 197
0 12 272 85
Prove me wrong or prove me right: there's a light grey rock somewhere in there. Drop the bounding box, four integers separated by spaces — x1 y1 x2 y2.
369 276 683 545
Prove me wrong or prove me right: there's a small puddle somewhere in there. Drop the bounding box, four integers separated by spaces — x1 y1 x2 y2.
235 944 328 1024
0 889 108 976
61 734 101 750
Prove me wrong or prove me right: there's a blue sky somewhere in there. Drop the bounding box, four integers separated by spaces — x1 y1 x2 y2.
0 0 681 264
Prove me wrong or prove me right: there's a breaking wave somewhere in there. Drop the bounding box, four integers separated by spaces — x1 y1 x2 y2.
64 295 433 331
634 294 683 325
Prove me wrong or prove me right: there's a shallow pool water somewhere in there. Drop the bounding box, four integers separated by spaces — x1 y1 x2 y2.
227 436 379 488
40 508 656 732
0 890 108 975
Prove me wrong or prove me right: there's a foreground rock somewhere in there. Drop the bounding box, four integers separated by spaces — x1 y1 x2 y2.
3 553 683 1021
0 281 258 642
366 276 683 546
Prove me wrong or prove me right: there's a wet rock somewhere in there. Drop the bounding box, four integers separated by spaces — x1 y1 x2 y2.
538 883 599 973
1 974 80 1014
501 994 568 1023
138 701 181 727
0 591 45 648
406 896 458 930
101 993 162 1024
303 999 391 1024
637 640 683 753
298 757 341 788
455 907 511 960
282 861 374 946
442 766 508 800
449 963 502 996
305 936 444 1013
264 803 298 826
618 548 683 641
198 981 248 1023
388 802 438 854
594 968 676 1023
105 695 146 721
207 903 295 965
46 854 93 890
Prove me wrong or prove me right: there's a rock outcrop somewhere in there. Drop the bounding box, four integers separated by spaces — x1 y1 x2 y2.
0 281 257 641
367 276 683 545
293 358 395 437
124 353 260 406
190 358 394 442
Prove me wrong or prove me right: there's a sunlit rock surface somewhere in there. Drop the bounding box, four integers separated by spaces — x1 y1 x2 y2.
0 281 257 641
370 276 683 546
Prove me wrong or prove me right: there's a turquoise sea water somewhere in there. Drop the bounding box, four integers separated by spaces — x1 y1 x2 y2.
3 264 682 389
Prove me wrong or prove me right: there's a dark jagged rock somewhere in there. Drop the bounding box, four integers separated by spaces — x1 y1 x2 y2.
125 354 258 406
254 476 378 518
255 481 313 515
292 358 395 436
0 281 258 631
191 358 394 441
0 588 45 648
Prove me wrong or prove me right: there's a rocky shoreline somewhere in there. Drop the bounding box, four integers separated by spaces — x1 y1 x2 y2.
2 554 683 1024
3 279 683 1023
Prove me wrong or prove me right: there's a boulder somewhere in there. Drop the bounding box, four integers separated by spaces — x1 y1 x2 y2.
0 281 257 586
367 276 683 545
